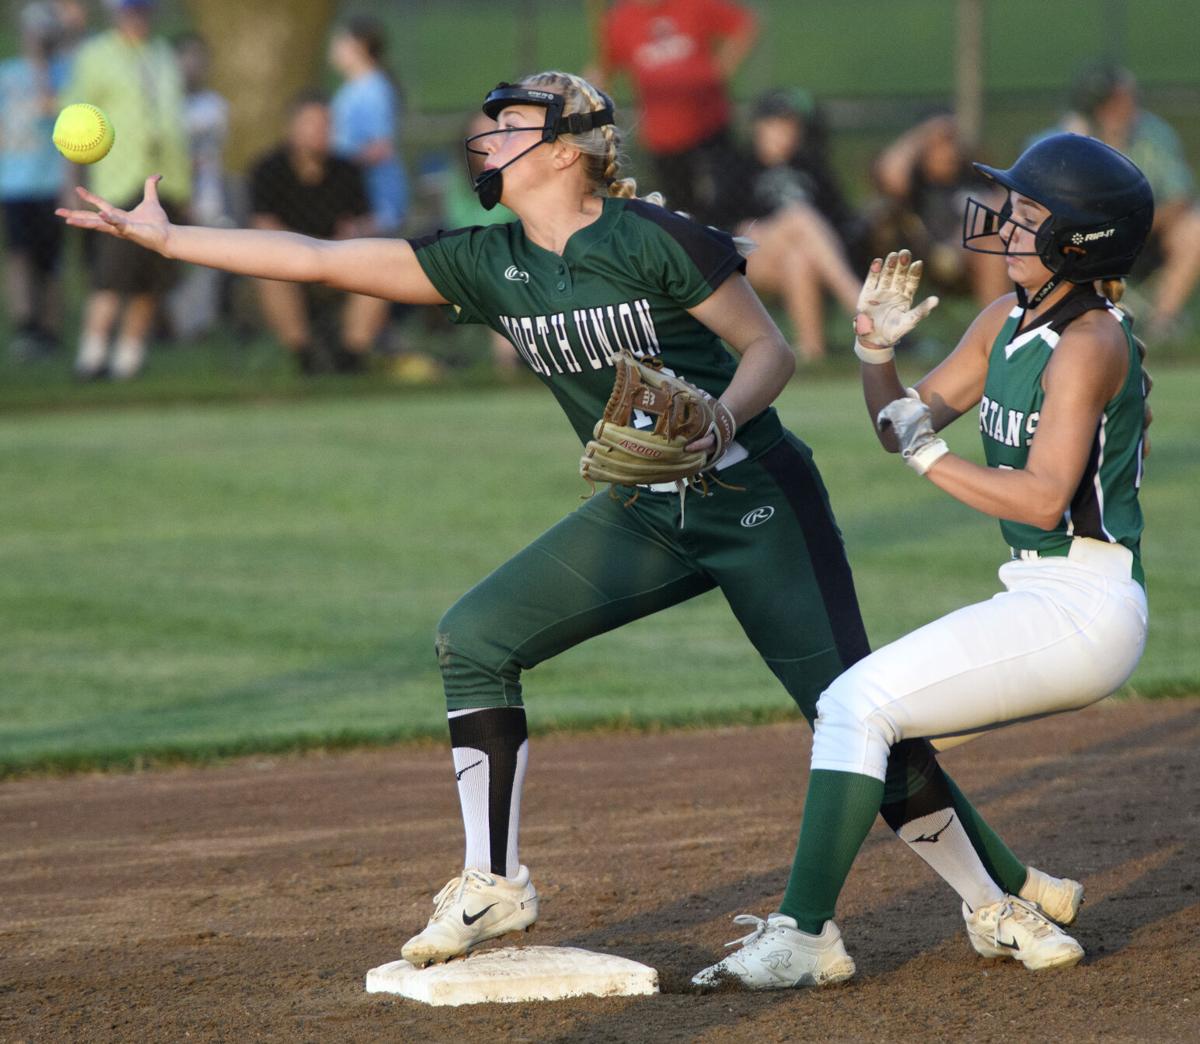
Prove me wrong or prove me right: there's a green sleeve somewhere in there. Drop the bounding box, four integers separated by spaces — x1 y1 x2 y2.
625 200 747 308
409 225 494 325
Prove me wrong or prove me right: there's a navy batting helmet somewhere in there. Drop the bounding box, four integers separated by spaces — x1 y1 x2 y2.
963 133 1154 300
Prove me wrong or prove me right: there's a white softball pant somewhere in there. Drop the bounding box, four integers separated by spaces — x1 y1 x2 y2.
811 537 1149 782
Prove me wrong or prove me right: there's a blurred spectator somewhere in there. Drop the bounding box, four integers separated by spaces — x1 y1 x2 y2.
1064 63 1200 341
729 88 865 362
594 0 756 227
165 30 230 341
49 1 88 59
0 1 72 361
248 90 385 375
870 113 1009 307
63 0 191 380
328 14 407 235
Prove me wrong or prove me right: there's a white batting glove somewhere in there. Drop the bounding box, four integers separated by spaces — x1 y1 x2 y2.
853 250 940 363
877 388 949 476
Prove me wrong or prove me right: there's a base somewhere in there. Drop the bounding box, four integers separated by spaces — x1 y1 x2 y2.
365 945 659 1006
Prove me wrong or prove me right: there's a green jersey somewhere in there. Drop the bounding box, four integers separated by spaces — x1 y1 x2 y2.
411 196 783 456
980 290 1146 583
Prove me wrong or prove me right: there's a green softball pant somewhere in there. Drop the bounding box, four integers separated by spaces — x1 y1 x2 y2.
435 434 935 802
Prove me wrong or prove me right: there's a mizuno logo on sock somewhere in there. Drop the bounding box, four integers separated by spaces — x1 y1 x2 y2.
462 903 498 925
910 814 954 844
455 759 483 780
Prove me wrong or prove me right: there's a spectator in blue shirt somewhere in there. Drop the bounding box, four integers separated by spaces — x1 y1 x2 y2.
328 15 407 235
0 1 72 360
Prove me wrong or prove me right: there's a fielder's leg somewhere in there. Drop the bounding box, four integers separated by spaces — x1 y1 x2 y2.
404 493 715 964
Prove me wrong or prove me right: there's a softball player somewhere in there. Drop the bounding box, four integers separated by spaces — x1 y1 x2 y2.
58 73 1079 973
695 133 1154 990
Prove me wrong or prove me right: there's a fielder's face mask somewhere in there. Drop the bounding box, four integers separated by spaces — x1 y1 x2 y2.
465 82 615 210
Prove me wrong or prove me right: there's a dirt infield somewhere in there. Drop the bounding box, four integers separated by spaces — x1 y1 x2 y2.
3 698 1198 1043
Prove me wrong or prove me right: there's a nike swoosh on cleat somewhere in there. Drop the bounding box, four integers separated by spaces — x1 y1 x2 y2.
995 935 1021 950
455 759 483 780
462 903 498 926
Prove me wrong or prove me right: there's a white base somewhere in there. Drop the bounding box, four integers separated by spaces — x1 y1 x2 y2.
365 945 659 1006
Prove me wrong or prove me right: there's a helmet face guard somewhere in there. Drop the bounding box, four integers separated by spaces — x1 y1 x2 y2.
962 194 1047 259
961 132 1154 305
466 82 615 210
962 193 1082 305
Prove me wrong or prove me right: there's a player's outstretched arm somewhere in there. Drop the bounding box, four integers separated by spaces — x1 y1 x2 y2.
57 176 448 305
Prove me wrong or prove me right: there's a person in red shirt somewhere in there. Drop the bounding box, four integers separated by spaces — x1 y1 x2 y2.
594 0 756 227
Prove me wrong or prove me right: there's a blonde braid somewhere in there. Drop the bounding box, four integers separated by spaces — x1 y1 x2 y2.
519 69 664 206
568 74 636 197
599 122 637 199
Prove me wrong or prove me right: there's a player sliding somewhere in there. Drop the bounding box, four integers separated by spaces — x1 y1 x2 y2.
59 72 1081 976
693 133 1154 989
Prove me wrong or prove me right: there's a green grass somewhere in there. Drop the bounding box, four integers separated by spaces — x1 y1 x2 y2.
2 361 1197 776
382 0 1200 108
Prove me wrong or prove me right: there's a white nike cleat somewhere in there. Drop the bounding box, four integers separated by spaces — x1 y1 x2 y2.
691 914 856 991
401 865 538 967
1020 866 1084 925
963 896 1084 970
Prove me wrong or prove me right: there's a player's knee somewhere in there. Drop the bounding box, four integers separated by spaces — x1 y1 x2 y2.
813 675 900 772
434 597 521 695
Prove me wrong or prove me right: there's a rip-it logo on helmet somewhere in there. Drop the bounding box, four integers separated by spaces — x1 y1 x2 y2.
465 81 615 211
1070 228 1116 244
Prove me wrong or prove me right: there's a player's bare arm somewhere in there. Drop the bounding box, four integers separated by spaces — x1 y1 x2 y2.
686 272 795 428
921 317 1128 528
863 296 1013 451
909 294 1017 426
58 175 449 305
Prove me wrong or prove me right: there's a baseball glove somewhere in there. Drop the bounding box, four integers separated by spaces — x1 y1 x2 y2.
579 351 736 491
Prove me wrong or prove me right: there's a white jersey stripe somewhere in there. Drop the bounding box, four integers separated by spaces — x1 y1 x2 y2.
1095 414 1115 542
1005 323 1059 359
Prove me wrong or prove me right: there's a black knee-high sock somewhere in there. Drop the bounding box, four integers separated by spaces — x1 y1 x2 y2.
448 706 528 878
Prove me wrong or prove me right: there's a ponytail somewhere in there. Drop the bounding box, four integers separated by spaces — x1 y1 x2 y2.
1099 277 1126 304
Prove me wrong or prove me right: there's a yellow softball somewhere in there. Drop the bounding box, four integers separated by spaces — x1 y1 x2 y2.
52 103 116 165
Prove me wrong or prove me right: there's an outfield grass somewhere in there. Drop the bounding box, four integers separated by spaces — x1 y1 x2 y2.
2 363 1196 776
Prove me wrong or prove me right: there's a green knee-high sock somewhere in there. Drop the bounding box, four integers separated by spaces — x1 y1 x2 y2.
945 773 1028 895
779 769 884 934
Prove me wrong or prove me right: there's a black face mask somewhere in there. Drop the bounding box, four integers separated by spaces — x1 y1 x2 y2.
465 127 550 211
474 168 504 211
464 82 615 211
